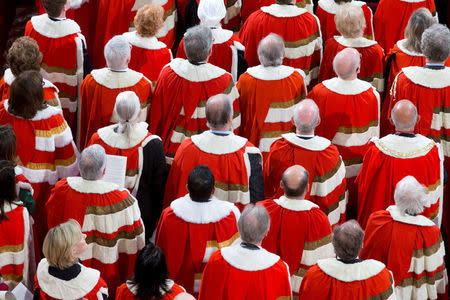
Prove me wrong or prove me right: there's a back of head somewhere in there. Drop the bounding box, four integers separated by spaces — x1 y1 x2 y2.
0 160 17 221
134 4 164 37
421 24 450 63
276 0 293 5
187 165 215 202
104 35 131 70
332 220 364 262
42 0 67 18
43 219 83 269
205 94 233 130
184 25 213 63
332 48 360 80
390 99 418 131
9 70 45 120
394 176 426 215
335 3 366 38
79 144 106 181
132 243 170 299
404 8 435 53
174 293 197 300
0 125 17 162
7 36 42 77
281 165 309 198
114 91 141 138
238 204 270 244
198 0 226 27
293 99 320 134
257 33 285 67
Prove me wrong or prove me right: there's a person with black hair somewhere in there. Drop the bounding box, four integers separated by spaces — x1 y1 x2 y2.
0 160 35 290
115 243 185 299
155 165 240 297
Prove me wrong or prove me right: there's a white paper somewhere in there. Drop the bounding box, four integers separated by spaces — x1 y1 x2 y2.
11 282 32 300
102 155 127 188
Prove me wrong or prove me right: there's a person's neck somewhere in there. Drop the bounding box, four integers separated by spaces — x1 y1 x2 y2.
212 125 232 132
108 66 128 72
339 75 357 81
285 194 304 200
395 128 414 134
57 11 67 19
426 59 445 66
296 130 314 136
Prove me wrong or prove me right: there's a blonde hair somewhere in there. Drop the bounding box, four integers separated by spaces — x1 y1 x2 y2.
135 4 164 37
335 4 366 38
43 219 83 269
404 8 435 54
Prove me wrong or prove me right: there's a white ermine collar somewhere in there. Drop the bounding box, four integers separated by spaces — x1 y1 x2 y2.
169 58 227 82
318 0 364 13
396 39 423 57
191 131 247 154
374 134 435 159
170 194 240 224
221 243 280 271
275 196 319 211
91 68 144 89
402 66 450 89
322 77 372 95
282 133 331 151
30 14 81 38
97 122 154 149
261 4 307 18
4 69 58 91
317 258 386 282
66 177 121 194
334 36 377 48
387 205 435 227
246 65 296 81
3 100 63 121
123 31 167 50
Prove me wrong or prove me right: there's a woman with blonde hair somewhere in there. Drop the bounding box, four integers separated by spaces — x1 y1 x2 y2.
88 91 167 239
34 219 108 299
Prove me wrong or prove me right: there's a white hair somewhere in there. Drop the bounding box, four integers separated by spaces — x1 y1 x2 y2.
114 91 141 138
79 144 106 181
238 204 270 244
421 24 450 63
394 176 426 215
198 0 226 27
104 35 131 70
257 33 285 67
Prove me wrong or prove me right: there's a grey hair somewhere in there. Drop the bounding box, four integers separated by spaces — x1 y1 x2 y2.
390 102 418 129
293 100 320 134
114 91 141 138
421 24 450 63
332 220 364 262
394 176 426 215
257 33 285 67
238 204 270 244
205 94 233 129
79 144 106 180
104 35 131 70
404 8 435 54
335 3 366 38
184 25 213 63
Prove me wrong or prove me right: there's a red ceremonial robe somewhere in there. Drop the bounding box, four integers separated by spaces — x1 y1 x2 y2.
240 0 313 25
239 4 322 88
128 0 177 49
0 69 61 107
123 31 172 88
115 280 185 300
308 77 380 216
299 258 395 300
360 206 448 299
319 36 385 92
35 259 108 300
164 131 261 207
25 14 85 132
259 197 334 297
0 101 79 256
79 68 152 149
264 134 347 228
177 28 245 82
237 65 306 158
15 167 34 199
356 134 443 229
149 58 241 163
374 0 437 53
198 244 292 300
316 0 375 42
155 195 240 296
46 177 145 298
0 203 33 290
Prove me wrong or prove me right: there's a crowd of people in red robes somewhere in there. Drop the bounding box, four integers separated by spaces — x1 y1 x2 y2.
0 0 449 298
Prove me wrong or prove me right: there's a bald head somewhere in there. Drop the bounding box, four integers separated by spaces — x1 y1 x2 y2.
293 99 320 135
174 293 197 300
333 48 360 80
205 94 233 130
390 100 418 131
281 165 309 198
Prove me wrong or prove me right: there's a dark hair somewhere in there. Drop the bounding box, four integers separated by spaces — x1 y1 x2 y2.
9 70 46 120
334 0 351 3
0 160 18 221
276 0 293 4
332 220 364 262
282 168 309 197
0 126 17 162
131 243 171 299
42 0 67 18
7 36 42 77
187 165 215 202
